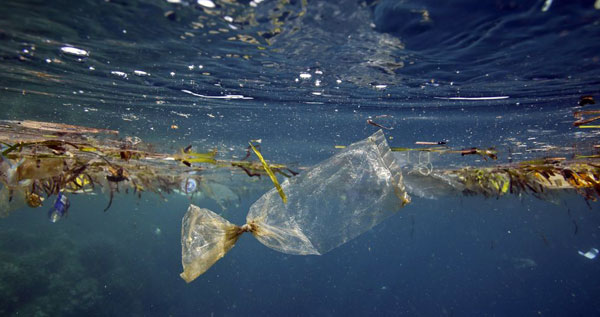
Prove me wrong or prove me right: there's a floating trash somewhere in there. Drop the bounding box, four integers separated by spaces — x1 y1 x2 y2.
181 89 253 100
60 46 89 57
48 192 70 223
181 178 198 194
578 248 599 260
197 0 215 8
579 95 595 106
541 0 553 12
299 73 312 79
111 71 128 78
3 119 600 221
133 70 149 77
0 120 296 217
180 131 410 282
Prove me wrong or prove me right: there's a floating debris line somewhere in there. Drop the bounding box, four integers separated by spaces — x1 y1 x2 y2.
3 119 600 220
0 120 295 218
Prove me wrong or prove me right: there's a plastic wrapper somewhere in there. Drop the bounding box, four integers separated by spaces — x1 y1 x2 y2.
180 205 244 282
180 130 410 282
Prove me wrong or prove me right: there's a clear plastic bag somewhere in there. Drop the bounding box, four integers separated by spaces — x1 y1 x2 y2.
180 130 410 282
180 205 243 282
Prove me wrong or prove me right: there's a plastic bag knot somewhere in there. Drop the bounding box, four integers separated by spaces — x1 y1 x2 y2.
240 222 258 233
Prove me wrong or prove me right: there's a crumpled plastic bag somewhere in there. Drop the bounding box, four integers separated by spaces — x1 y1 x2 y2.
180 130 410 282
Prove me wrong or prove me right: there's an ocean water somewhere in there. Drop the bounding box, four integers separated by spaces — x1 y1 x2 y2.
1 0 600 316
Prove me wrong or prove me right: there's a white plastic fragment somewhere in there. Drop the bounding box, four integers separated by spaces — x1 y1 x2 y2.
181 89 253 100
299 73 311 79
170 111 191 118
578 248 599 260
60 46 89 57
197 0 215 8
110 71 127 78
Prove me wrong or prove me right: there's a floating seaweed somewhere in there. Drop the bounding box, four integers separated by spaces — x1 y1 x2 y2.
2 120 600 221
249 140 287 203
422 159 600 202
0 120 296 217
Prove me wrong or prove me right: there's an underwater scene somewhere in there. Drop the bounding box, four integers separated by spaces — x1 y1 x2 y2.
1 0 600 316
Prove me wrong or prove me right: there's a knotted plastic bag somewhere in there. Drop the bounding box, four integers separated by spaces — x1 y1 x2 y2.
181 130 410 282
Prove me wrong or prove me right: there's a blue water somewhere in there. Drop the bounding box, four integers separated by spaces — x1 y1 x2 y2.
1 0 600 315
